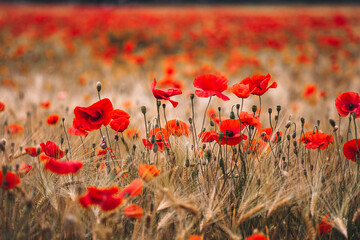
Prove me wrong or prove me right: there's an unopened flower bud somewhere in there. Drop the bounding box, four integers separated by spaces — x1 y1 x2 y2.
230 111 235 119
268 108 272 114
252 105 257 113
190 93 195 100
329 118 336 128
276 105 281 112
141 106 146 114
285 121 291 129
96 81 102 92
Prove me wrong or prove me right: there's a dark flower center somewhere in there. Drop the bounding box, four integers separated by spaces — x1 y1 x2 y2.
348 103 354 110
226 130 234 137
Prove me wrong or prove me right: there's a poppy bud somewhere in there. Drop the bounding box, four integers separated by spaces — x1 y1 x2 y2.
246 148 251 155
150 135 156 144
60 138 64 145
114 135 119 141
202 144 206 150
96 81 102 92
210 120 214 127
141 106 146 114
252 105 257 114
188 118 192 124
275 115 278 121
65 149 69 154
162 103 166 109
218 131 224 140
185 158 190 167
303 169 307 176
268 108 272 114
205 149 212 160
236 104 240 110
287 135 291 141
301 117 305 127
190 93 195 100
317 120 320 127
285 121 291 128
96 162 100 168
100 141 107 149
292 131 296 139
36 145 42 155
0 138 6 152
230 111 235 119
62 117 65 123
276 105 281 112
293 148 298 155
153 143 158 153
333 125 339 132
157 100 161 107
293 141 297 147
329 118 336 128
352 112 357 118
219 158 224 168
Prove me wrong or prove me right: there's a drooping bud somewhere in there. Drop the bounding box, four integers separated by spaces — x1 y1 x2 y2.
236 104 240 110
96 81 102 92
329 118 336 128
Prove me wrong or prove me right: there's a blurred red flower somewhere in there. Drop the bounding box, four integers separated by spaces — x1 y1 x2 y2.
138 164 160 182
0 170 21 190
74 98 114 131
318 214 333 235
46 114 60 125
18 163 33 175
68 118 88 137
245 233 267 240
25 146 41 157
260 128 282 143
44 157 83 175
5 124 24 135
124 204 143 220
199 131 218 143
193 74 230 101
151 78 182 107
165 119 190 137
40 141 65 159
241 74 277 96
118 179 143 199
79 186 124 211
239 111 262 129
217 119 247 146
0 102 5 112
303 132 333 150
231 83 254 99
110 109 130 133
343 139 360 162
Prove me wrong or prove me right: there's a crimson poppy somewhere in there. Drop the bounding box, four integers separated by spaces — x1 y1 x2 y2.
151 78 182 107
124 204 143 220
118 179 143 199
44 157 83 175
245 234 268 240
25 146 42 157
0 170 21 190
74 98 114 131
46 114 60 125
79 186 124 211
217 119 247 146
241 74 277 96
303 132 333 150
0 102 5 112
199 131 218 143
165 119 190 137
142 128 170 152
230 83 254 99
110 109 130 133
239 111 262 129
5 124 24 135
193 74 230 101
260 128 282 143
335 92 360 118
138 164 160 182
343 139 360 162
318 214 333 235
68 118 89 137
40 141 65 159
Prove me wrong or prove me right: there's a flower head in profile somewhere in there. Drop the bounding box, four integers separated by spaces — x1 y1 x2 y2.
110 109 130 133
240 74 276 96
230 83 254 99
46 114 60 125
165 119 190 137
151 78 182 107
79 186 124 211
40 141 65 159
138 164 161 182
44 157 83 175
74 98 113 131
0 170 21 190
193 74 230 101
335 92 360 118
124 204 143 220
343 139 360 162
25 146 42 157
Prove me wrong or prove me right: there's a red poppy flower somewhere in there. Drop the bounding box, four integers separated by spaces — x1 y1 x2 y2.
40 141 65 159
124 204 143 220
343 139 360 162
260 128 282 143
239 111 262 129
158 76 184 90
25 147 41 157
44 157 83 175
318 214 333 235
217 119 247 146
151 78 182 107
40 101 51 109
193 74 230 101
125 128 140 140
0 102 5 112
18 163 33 175
230 83 254 99
0 170 21 190
241 74 277 96
199 131 218 143
188 235 203 240
165 119 190 137
335 92 360 118
303 132 333 150
143 128 170 152
138 164 160 182
79 186 124 211
110 109 130 133
118 179 143 199
46 114 60 125
245 234 267 240
74 98 114 131
68 118 88 137
5 124 24 135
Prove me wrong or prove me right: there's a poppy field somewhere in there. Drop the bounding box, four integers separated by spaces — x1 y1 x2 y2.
1 4 360 240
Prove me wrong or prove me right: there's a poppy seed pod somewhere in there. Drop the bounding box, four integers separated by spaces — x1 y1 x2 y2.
236 104 240 110
150 135 156 144
292 131 296 139
185 158 190 167
276 105 281 112
230 111 235 119
329 118 336 128
157 100 161 107
268 108 272 114
152 143 158 153
0 138 6 152
252 105 257 113
218 131 224 139
210 120 214 126
96 81 102 92
285 121 291 128
36 145 42 155
188 118 192 124
190 93 195 100
301 117 305 127
141 106 146 114
162 103 166 109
